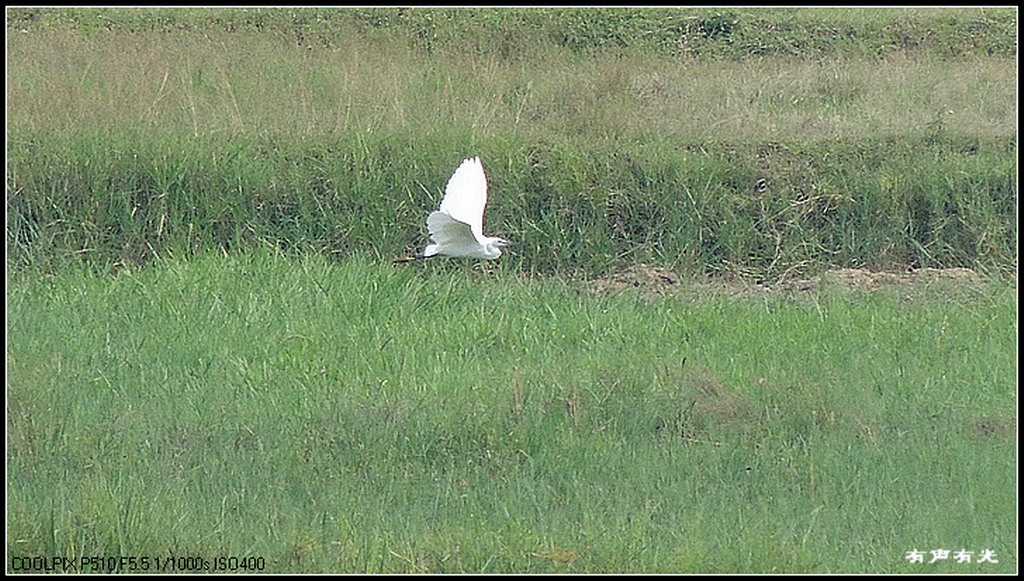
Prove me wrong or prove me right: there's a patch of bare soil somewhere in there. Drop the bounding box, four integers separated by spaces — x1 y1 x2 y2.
968 415 1017 441
589 264 996 300
791 267 984 292
590 264 683 297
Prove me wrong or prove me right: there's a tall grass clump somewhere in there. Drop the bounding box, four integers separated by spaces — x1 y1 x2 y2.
8 130 1016 278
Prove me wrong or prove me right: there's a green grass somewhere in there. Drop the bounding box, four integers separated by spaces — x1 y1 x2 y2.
7 251 1016 573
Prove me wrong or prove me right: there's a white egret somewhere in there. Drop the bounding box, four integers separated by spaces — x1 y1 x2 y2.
396 156 509 262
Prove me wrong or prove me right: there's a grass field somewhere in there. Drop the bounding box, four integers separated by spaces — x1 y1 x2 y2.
6 6 1018 574
7 251 1017 573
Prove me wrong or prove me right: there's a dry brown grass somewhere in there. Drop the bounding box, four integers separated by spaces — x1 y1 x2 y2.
8 29 1016 142
653 359 754 442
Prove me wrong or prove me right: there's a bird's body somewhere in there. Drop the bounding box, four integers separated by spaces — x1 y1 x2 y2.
420 156 509 260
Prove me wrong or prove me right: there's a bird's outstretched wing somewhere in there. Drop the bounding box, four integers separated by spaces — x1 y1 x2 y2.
425 211 478 257
437 156 488 243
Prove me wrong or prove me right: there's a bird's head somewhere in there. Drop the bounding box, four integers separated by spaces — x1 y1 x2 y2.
483 237 512 259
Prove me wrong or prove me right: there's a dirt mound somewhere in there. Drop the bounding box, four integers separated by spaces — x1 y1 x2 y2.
590 264 992 300
796 267 983 291
590 264 681 296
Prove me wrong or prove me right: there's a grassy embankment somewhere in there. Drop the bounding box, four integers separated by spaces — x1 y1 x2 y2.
7 7 1018 573
7 6 1017 278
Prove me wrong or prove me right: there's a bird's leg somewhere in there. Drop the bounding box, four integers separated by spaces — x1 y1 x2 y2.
391 254 437 264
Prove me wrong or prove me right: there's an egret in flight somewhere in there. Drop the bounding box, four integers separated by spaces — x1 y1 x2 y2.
396 156 510 262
